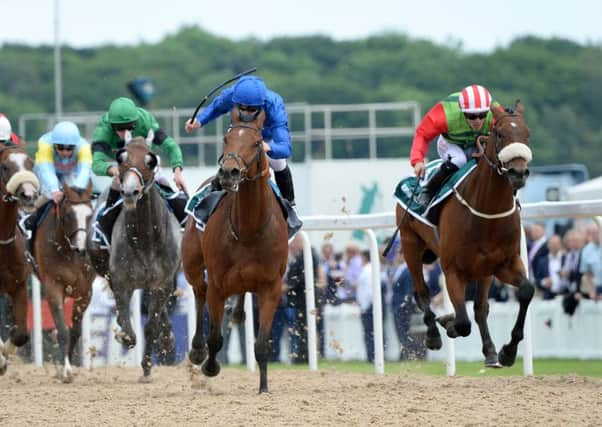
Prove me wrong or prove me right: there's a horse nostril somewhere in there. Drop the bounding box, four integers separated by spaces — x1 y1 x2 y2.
230 168 241 179
133 189 140 197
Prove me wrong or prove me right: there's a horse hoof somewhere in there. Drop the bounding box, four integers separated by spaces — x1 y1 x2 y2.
201 360 221 377
446 327 459 339
258 387 269 394
426 334 442 350
484 355 502 368
498 345 517 367
115 332 136 350
189 347 208 365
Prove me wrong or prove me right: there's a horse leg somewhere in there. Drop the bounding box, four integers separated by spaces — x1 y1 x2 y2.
473 276 499 367
3 283 30 359
255 285 281 394
201 286 225 378
113 287 137 349
67 286 92 377
496 259 535 367
229 294 246 324
402 236 441 350
46 287 73 382
187 273 208 366
157 306 175 365
443 270 471 337
140 288 171 378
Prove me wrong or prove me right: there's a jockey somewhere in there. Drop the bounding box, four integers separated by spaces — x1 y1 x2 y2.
92 97 188 235
185 76 297 206
23 121 92 243
411 84 501 207
0 113 25 147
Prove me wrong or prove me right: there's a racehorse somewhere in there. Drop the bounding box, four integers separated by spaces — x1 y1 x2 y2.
87 139 181 380
33 182 95 382
181 107 288 393
0 145 40 374
397 102 534 367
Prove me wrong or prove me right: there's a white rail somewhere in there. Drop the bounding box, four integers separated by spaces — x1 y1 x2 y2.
28 200 602 374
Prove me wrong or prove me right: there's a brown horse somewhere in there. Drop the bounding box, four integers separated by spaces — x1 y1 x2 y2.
397 102 533 367
33 182 95 382
0 145 40 374
181 107 288 393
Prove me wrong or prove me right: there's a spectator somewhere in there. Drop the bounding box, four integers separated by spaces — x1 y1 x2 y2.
579 223 602 300
527 222 549 279
355 250 376 362
338 241 362 303
321 243 345 305
533 234 569 300
390 253 419 360
286 234 319 364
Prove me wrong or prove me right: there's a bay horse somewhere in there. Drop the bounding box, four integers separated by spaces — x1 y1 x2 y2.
87 139 181 380
0 145 40 375
181 107 288 393
33 182 95 382
397 102 534 367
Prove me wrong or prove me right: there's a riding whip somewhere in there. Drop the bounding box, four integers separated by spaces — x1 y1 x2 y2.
382 178 420 258
189 67 257 124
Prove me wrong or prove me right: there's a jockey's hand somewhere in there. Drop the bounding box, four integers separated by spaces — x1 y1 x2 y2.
413 161 426 178
262 141 271 153
52 190 64 205
108 166 121 183
173 167 187 193
184 118 201 134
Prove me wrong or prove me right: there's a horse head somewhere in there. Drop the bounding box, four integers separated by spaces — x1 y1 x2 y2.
217 107 268 192
60 181 94 252
0 146 40 213
479 101 532 191
116 139 157 210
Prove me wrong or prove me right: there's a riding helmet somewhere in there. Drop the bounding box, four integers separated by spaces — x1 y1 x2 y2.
458 84 492 113
232 76 267 107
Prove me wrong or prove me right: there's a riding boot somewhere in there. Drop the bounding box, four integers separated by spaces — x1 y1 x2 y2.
21 211 39 254
274 166 296 205
417 161 459 207
167 194 189 225
97 188 122 244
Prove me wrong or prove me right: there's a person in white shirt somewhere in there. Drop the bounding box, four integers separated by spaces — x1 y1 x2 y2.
356 250 375 362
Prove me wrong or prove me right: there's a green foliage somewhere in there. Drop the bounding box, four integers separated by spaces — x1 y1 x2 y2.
1 27 601 174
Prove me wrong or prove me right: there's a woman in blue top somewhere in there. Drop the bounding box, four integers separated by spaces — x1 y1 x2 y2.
185 76 296 205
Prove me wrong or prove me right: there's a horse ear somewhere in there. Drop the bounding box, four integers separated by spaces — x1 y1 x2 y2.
144 152 158 170
117 148 128 165
514 99 525 115
491 104 504 121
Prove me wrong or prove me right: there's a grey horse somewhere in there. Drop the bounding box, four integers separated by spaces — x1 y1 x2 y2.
87 140 181 379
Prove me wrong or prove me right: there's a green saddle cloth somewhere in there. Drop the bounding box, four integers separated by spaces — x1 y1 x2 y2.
394 159 477 218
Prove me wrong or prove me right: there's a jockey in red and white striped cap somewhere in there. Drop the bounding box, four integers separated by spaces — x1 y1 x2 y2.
409 84 502 207
458 84 492 113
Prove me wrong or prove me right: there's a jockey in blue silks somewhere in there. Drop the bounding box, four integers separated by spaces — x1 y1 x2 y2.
35 121 92 203
185 76 296 205
22 121 92 243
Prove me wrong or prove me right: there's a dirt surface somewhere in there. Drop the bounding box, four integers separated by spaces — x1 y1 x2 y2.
1 361 601 426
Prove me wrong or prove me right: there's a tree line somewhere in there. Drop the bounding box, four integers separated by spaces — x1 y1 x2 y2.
1 27 601 174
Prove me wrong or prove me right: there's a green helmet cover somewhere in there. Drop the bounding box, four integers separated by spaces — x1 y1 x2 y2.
108 97 139 124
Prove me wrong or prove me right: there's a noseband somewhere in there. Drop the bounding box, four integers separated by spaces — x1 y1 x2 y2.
120 166 155 196
218 124 269 182
474 113 532 176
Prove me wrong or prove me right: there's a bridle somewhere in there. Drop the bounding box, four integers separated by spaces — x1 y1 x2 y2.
218 124 270 182
473 112 531 177
120 165 155 198
57 193 92 250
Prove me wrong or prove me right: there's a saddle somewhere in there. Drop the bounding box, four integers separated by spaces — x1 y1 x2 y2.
394 159 477 226
185 181 303 240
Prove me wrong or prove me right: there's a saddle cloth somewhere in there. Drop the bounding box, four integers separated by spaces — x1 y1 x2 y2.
394 159 477 227
185 180 303 240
